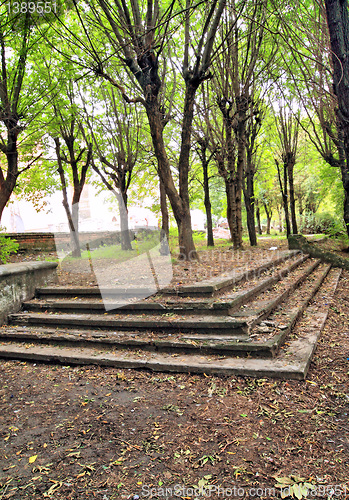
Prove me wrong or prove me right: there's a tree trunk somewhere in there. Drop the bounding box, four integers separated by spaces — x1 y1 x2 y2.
71 187 82 236
276 159 291 237
200 141 214 247
225 180 236 242
324 0 349 240
278 208 283 233
216 99 243 249
159 178 169 239
55 138 81 258
145 96 197 260
263 203 272 235
177 80 201 259
159 177 170 255
0 187 12 223
0 132 19 223
233 95 249 248
243 164 257 246
256 206 262 235
287 161 298 234
117 191 132 251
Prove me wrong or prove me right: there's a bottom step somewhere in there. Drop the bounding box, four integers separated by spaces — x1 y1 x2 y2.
0 269 342 379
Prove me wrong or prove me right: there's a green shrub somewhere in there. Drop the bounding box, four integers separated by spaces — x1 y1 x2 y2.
298 211 345 236
0 232 19 264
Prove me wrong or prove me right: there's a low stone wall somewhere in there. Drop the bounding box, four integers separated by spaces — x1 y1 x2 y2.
3 233 56 252
3 232 123 252
0 261 58 324
288 234 349 269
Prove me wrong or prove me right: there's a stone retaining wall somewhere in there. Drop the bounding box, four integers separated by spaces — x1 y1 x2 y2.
288 234 349 269
0 261 58 324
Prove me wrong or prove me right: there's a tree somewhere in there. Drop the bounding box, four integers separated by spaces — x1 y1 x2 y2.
84 85 142 251
49 0 227 259
37 51 93 258
324 0 349 241
0 8 46 221
212 0 276 248
276 107 299 235
196 137 215 246
270 0 348 238
244 99 264 245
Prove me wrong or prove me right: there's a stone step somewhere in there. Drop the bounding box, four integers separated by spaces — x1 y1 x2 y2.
35 287 155 299
0 268 342 379
24 253 308 316
213 252 309 313
22 299 169 315
161 250 300 296
232 258 322 326
8 312 250 335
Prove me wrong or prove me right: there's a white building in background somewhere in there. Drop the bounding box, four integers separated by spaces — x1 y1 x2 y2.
190 209 206 231
1 184 207 234
1 185 159 233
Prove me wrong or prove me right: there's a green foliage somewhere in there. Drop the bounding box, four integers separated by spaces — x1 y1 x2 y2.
298 211 345 237
72 232 160 263
0 232 19 264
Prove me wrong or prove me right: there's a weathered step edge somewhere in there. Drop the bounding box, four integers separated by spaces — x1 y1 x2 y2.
8 313 250 335
35 287 154 298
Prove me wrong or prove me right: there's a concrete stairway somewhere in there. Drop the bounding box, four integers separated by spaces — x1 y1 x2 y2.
0 250 342 379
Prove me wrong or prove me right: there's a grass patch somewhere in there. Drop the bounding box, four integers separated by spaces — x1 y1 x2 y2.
66 232 162 264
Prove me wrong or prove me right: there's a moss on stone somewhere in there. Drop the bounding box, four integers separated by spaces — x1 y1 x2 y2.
288 234 349 270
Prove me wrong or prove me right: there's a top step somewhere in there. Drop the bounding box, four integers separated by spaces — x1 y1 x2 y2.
37 250 301 299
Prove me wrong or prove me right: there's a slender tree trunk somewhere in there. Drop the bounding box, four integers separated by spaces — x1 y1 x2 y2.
287 162 298 234
276 160 291 237
159 178 169 238
225 180 235 241
233 95 249 248
177 80 201 260
283 165 291 237
262 203 272 235
243 166 257 246
199 140 214 247
256 206 262 235
203 166 214 247
233 148 244 248
223 115 243 249
159 178 170 255
278 208 283 233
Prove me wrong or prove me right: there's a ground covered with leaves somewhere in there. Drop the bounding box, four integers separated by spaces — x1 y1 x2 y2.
1 238 349 499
